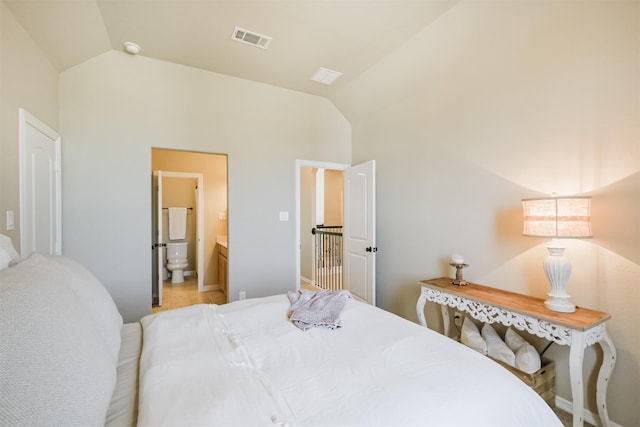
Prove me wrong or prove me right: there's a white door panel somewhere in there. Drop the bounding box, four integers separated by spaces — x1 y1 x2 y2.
19 109 61 257
344 160 375 305
348 253 369 302
155 171 164 306
348 176 367 238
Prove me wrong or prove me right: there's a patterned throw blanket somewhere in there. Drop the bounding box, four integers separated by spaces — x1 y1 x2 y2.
287 290 351 331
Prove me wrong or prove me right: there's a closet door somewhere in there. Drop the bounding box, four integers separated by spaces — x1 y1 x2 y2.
19 109 61 257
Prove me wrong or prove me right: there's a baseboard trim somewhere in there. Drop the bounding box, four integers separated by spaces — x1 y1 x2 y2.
554 396 622 427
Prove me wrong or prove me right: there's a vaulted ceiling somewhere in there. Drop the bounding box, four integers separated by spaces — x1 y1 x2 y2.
3 0 459 98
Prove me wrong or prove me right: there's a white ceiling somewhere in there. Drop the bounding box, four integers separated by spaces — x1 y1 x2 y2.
3 0 459 98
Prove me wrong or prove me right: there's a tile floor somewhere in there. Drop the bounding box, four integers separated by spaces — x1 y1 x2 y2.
152 275 226 314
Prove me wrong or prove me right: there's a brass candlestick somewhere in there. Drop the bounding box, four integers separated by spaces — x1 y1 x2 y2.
450 262 469 286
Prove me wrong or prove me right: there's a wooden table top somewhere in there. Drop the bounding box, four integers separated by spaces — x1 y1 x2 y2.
420 277 610 331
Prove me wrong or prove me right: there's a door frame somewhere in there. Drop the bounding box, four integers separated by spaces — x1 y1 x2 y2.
295 160 349 290
18 108 62 257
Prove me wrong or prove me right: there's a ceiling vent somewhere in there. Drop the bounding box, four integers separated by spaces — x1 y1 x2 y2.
310 68 343 85
232 26 272 49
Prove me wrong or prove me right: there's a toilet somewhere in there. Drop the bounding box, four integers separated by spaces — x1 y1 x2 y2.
166 242 188 284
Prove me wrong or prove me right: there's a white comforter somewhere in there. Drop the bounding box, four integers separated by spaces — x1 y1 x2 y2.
138 295 561 427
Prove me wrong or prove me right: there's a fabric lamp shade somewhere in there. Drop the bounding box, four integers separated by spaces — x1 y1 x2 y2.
522 197 592 238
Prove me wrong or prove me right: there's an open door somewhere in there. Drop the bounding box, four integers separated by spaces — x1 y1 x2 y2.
343 160 376 305
153 171 164 306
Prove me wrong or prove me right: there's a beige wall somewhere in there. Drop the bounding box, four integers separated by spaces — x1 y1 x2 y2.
59 50 351 322
335 2 639 426
0 4 58 251
299 167 315 282
152 149 228 287
323 169 343 226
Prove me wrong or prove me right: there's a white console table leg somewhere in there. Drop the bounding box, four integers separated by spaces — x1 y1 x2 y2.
416 293 427 327
596 329 616 427
441 304 451 337
569 331 585 427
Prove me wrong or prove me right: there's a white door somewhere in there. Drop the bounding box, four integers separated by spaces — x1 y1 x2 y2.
19 109 61 257
154 171 164 306
343 160 376 305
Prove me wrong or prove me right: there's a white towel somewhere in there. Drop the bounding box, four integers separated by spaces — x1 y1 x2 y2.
168 207 187 240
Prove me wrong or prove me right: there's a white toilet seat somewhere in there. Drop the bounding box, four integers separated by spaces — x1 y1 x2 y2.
167 260 188 269
166 241 189 284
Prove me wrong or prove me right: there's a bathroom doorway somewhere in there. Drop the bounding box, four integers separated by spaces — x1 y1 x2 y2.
153 171 204 306
151 149 228 310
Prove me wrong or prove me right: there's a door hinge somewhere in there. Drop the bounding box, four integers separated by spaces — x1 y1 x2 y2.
365 246 378 253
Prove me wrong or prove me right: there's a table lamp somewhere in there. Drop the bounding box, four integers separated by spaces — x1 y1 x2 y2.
521 196 592 313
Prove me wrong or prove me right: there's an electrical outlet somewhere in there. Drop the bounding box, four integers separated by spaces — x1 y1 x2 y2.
239 291 246 300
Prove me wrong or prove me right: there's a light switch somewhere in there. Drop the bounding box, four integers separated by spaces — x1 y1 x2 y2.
279 211 289 221
6 210 14 231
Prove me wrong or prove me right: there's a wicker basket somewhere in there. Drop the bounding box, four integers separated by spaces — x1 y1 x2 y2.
492 357 556 406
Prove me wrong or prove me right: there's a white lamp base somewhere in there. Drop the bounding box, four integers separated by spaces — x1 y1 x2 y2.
544 297 576 313
543 242 576 313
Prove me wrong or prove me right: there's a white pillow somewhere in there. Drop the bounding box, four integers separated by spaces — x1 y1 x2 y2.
27 254 124 364
0 234 19 270
505 327 541 373
0 256 117 426
482 323 515 367
461 317 487 355
505 327 527 351
515 343 542 374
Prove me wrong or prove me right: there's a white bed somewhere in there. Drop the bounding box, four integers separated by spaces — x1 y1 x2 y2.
1 251 561 426
138 294 562 427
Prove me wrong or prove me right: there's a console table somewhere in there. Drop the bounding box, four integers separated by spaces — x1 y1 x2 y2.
416 277 616 427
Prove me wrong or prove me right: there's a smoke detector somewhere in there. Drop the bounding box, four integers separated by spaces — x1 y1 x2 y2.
124 42 141 55
231 27 272 49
